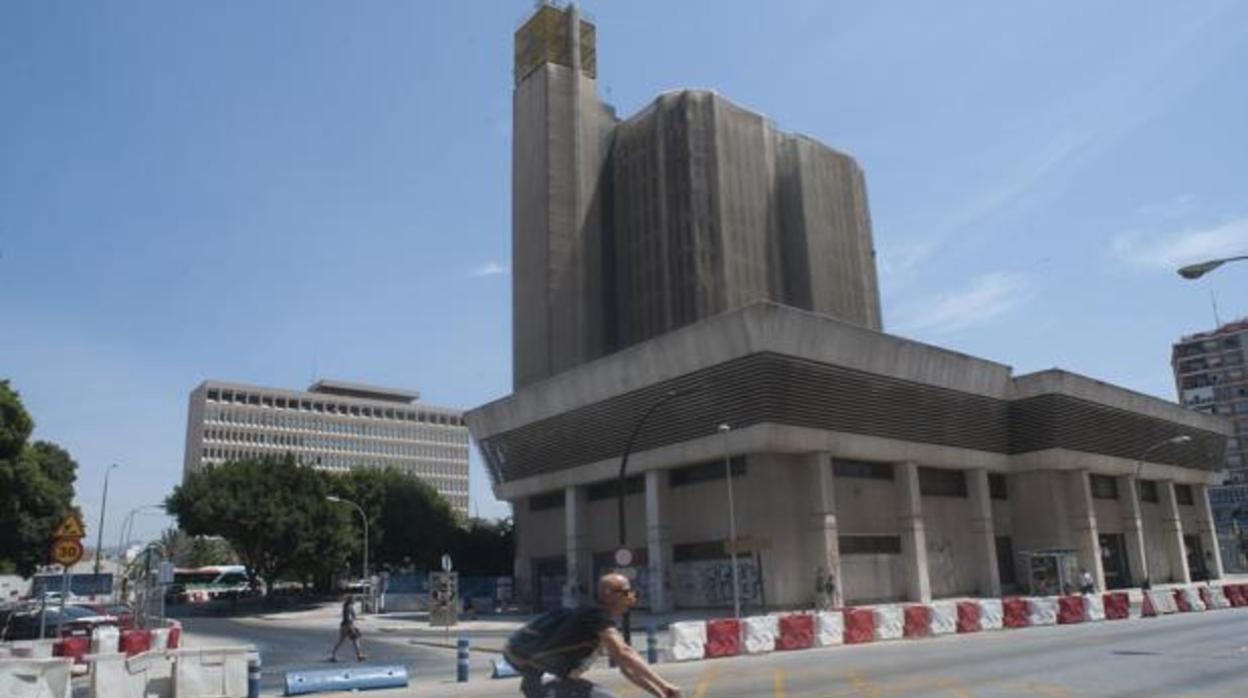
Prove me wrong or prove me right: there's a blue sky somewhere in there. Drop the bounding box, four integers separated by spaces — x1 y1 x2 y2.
2 1 1246 549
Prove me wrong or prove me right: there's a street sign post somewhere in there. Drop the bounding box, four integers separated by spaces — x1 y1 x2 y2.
46 514 86 639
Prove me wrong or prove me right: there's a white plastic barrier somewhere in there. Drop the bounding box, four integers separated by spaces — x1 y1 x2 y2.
1147 589 1178 614
668 621 707 662
977 599 1004 630
92 625 120 655
1027 597 1058 626
929 601 957 635
170 647 249 698
1179 587 1205 612
0 657 73 698
873 605 904 641
89 650 176 698
742 615 778 654
151 627 171 650
815 611 844 647
10 639 58 658
1209 586 1231 609
1082 595 1105 622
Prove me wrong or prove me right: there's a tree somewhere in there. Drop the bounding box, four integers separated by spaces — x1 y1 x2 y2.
183 536 238 568
165 454 354 594
331 467 460 573
0 381 79 576
453 517 515 576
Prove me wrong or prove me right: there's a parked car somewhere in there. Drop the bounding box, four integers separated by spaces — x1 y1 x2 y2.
0 604 118 641
74 602 135 629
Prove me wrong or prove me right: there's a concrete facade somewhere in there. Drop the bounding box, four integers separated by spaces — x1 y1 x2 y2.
184 380 471 516
477 5 1232 611
511 5 881 389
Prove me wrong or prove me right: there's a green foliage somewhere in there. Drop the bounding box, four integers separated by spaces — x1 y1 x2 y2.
330 467 460 573
0 381 79 576
165 454 355 592
183 536 238 568
452 517 515 576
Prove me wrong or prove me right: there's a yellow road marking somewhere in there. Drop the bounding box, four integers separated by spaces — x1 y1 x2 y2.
773 668 787 698
692 666 717 698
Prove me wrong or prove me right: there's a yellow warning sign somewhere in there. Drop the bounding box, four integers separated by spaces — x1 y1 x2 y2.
53 515 86 539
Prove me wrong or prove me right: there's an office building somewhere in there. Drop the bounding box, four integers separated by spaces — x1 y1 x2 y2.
1172 318 1248 479
467 4 1231 612
184 379 470 516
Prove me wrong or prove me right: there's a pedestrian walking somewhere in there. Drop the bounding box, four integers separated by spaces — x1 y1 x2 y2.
504 573 681 698
329 593 366 662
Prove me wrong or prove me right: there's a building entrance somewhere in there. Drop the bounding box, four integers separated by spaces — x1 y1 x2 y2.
1098 533 1132 589
1184 534 1208 581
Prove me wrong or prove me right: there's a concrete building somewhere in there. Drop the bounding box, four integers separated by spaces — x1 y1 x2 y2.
512 4 881 390
468 4 1232 612
184 380 470 516
1172 318 1248 481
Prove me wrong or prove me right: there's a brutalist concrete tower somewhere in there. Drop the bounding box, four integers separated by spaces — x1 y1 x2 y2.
511 4 882 388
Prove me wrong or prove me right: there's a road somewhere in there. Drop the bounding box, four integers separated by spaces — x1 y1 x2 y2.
182 605 1248 697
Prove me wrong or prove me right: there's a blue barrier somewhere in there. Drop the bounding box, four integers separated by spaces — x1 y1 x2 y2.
491 657 521 679
456 638 470 682
247 652 262 698
283 665 408 696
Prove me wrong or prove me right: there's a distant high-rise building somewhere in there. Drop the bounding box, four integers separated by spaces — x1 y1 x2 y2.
1172 318 1248 480
511 4 881 389
184 379 470 516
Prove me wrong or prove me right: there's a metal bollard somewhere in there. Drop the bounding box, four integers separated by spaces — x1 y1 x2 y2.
646 625 658 664
247 651 262 698
456 637 470 683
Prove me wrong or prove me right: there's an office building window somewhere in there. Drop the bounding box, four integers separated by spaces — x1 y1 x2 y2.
1139 480 1159 503
528 491 565 512
833 459 893 480
919 467 967 498
1090 474 1118 500
989 473 1008 500
1175 484 1195 506
839 535 902 555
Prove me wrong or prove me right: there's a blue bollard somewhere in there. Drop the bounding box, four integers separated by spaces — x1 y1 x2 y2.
646 625 658 664
456 638 470 683
247 651 262 698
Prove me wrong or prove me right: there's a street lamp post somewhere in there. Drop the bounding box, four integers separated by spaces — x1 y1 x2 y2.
717 424 742 619
1133 435 1193 588
1177 255 1248 280
116 504 165 558
94 464 119 575
326 496 369 584
614 389 679 646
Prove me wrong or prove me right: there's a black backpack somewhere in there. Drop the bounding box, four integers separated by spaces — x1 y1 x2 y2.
504 607 596 675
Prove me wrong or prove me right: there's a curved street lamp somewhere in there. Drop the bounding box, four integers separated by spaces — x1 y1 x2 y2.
1177 255 1248 280
326 495 369 583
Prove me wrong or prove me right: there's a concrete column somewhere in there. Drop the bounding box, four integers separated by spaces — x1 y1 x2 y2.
805 453 842 609
896 462 931 603
1194 484 1225 580
564 485 591 607
1118 475 1149 588
1067 470 1105 590
967 469 1001 597
645 469 675 612
1159 481 1191 584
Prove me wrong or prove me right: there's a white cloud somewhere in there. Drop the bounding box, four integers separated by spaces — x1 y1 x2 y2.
1136 194 1196 219
1111 216 1248 270
877 240 935 280
469 261 508 278
892 272 1032 335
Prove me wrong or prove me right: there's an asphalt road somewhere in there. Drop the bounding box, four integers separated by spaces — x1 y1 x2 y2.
181 605 1248 697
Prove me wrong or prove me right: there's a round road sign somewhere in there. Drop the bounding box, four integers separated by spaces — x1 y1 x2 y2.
614 547 633 567
51 537 84 567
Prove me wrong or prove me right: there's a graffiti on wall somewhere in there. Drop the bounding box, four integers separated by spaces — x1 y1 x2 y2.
673 559 762 608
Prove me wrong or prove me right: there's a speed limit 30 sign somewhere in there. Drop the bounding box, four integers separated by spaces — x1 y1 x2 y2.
51 537 84 567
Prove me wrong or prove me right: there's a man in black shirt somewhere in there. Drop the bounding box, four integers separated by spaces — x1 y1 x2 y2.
505 573 681 698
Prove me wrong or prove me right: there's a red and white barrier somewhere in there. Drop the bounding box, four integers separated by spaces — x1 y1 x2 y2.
1003 597 1030 628
1027 597 1058 626
669 621 707 662
929 601 957 635
815 611 843 647
903 605 930 639
873 605 904 641
843 608 874 644
1103 592 1129 620
776 614 814 651
1146 589 1178 615
742 615 777 654
957 601 981 633
1056 595 1084 625
1082 594 1105 622
978 598 1004 630
1177 587 1204 612
705 618 741 658
1209 586 1232 609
